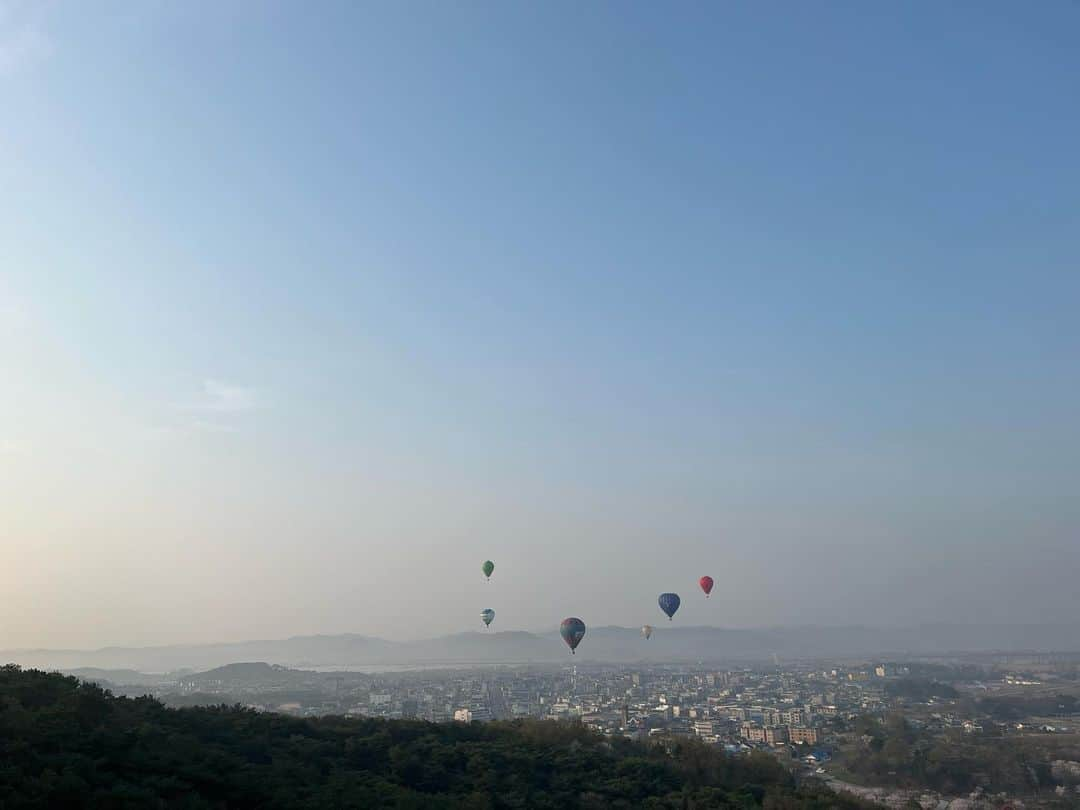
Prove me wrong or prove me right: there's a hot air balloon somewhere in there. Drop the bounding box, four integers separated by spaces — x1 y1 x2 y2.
482 560 494 580
641 624 653 640
699 575 714 598
481 608 495 628
658 592 681 621
560 617 586 654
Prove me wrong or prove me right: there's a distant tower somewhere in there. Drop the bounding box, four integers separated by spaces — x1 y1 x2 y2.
622 703 629 728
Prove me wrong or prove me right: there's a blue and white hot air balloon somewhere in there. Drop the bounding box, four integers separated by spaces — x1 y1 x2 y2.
658 592 681 621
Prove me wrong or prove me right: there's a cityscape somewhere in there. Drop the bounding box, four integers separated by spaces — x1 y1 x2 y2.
69 648 1080 808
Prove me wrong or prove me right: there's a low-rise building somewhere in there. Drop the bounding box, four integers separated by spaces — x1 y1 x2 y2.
764 725 789 744
789 726 823 745
740 722 766 743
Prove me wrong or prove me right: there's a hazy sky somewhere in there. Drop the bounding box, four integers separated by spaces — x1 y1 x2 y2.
2 1 1078 649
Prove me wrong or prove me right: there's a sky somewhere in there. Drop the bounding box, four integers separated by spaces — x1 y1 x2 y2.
1 1 1078 649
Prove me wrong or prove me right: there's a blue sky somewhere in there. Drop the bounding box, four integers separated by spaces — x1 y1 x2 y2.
1 1 1077 647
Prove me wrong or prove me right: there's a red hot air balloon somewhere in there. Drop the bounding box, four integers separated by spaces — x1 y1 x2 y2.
699 575 714 598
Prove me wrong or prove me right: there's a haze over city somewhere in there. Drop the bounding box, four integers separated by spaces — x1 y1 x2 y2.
2 1 1078 653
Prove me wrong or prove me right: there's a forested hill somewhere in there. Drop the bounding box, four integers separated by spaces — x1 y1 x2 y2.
0 665 874 809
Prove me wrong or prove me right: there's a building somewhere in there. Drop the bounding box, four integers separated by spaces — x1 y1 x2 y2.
468 704 493 722
781 708 806 725
453 709 473 723
789 726 823 745
764 726 789 745
874 664 910 678
693 718 716 739
740 723 767 743
760 708 782 726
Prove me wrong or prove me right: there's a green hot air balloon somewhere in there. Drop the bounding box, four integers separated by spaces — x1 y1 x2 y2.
482 560 495 580
481 608 495 629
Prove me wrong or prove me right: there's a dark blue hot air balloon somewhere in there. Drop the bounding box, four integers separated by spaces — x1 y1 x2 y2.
560 617 586 654
658 592 681 621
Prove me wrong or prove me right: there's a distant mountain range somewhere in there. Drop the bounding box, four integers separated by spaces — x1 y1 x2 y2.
7 623 1080 673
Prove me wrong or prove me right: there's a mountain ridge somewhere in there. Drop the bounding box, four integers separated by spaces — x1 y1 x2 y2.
6 622 1080 673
